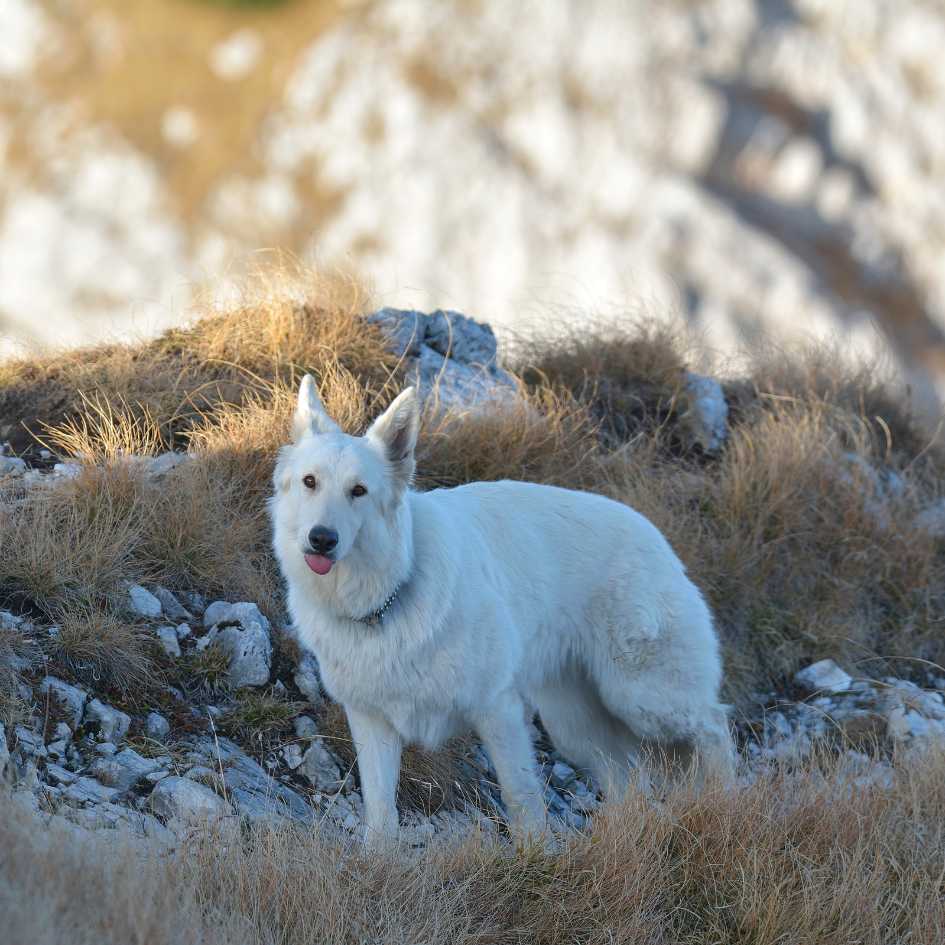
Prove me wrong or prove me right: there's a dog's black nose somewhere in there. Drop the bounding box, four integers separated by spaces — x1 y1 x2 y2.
308 526 339 555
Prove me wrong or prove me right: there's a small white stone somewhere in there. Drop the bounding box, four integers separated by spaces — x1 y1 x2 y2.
84 699 131 743
299 739 342 790
282 743 303 770
294 716 318 740
39 677 88 728
794 659 852 694
0 455 26 477
128 584 162 619
153 586 193 622
156 625 182 658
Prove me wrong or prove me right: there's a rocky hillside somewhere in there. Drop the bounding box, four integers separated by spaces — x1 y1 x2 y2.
2 297 945 850
4 0 945 411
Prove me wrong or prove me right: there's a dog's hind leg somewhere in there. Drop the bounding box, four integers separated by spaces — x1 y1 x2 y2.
596 673 736 790
533 674 647 801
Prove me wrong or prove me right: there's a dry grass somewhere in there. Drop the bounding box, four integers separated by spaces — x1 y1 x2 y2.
1 272 943 781
509 318 693 449
3 749 944 944
0 269 395 455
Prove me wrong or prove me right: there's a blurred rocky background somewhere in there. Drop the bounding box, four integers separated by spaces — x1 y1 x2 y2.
2 0 945 413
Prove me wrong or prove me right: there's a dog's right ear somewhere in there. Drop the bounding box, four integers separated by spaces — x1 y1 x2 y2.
293 374 339 441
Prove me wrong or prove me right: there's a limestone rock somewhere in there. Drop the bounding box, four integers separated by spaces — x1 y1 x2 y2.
202 602 272 688
156 625 182 658
153 586 193 621
293 652 323 707
299 739 343 792
0 456 26 477
683 372 729 453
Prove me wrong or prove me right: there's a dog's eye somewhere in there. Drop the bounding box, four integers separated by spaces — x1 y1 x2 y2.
302 475 318 490
351 484 367 498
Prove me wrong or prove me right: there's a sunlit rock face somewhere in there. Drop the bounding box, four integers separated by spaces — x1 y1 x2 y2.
2 0 944 410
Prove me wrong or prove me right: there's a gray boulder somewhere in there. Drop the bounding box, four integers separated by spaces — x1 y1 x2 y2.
62 776 119 805
0 722 8 775
369 307 517 408
89 748 162 792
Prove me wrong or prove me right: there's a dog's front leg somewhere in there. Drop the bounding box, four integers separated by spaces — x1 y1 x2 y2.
475 692 548 841
345 705 401 844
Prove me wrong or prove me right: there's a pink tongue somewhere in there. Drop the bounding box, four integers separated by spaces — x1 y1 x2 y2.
304 553 334 575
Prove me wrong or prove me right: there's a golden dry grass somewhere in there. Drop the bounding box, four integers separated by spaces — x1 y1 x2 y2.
3 749 944 945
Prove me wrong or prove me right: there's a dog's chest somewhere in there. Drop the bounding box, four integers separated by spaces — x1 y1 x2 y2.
307 621 466 748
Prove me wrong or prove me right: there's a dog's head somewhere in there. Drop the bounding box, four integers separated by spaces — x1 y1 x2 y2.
271 375 419 576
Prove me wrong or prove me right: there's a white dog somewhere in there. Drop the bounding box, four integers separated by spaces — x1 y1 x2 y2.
271 376 734 842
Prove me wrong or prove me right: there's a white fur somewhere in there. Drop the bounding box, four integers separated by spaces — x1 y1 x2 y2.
271 377 734 842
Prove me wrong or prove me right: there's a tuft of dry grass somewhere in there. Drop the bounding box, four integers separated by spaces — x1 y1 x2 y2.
736 339 943 466
220 687 305 752
45 599 160 701
3 749 944 944
0 269 395 456
416 384 600 491
509 318 692 448
0 467 146 615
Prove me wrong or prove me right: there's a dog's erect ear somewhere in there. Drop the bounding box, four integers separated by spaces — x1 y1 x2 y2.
293 374 339 441
367 387 420 482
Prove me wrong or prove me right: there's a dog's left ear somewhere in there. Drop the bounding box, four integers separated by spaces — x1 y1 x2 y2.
293 374 340 441
367 387 420 483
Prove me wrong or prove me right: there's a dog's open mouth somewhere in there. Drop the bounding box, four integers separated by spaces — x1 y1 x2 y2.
304 553 334 575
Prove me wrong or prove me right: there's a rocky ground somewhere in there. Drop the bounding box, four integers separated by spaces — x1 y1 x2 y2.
3 307 945 849
5 587 945 848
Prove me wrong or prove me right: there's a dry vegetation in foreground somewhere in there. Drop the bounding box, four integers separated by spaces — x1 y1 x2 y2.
1 277 943 713
3 749 944 945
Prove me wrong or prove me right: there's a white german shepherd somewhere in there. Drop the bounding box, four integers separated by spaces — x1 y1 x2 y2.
271 376 734 842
